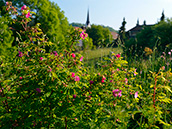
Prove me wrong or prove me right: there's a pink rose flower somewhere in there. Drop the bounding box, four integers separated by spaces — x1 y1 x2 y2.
113 89 122 97
125 78 128 84
89 80 94 84
19 77 23 79
101 79 105 83
118 90 122 97
73 94 76 98
134 91 138 98
116 54 121 58
49 68 52 72
71 53 75 58
26 12 31 18
74 76 80 81
36 88 41 93
18 51 23 57
80 56 83 61
71 72 75 77
102 77 106 80
21 5 27 10
40 57 43 61
53 51 58 56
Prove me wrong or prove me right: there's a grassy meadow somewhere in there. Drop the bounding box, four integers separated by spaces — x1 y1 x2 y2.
82 47 123 61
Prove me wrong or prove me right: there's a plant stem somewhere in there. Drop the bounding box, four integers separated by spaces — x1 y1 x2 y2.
153 75 157 110
65 116 67 129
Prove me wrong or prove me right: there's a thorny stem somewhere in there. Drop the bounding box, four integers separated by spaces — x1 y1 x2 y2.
65 117 67 129
153 71 160 111
153 76 157 110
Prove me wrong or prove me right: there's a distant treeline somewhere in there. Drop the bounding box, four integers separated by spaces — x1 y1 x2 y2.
70 22 118 32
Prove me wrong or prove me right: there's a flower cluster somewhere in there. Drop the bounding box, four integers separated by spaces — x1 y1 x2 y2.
53 51 58 56
21 5 31 18
18 51 23 57
101 77 106 83
113 89 122 97
80 31 88 40
71 72 80 82
6 2 17 14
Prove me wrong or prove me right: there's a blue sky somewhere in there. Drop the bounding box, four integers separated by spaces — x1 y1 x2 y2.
50 0 172 31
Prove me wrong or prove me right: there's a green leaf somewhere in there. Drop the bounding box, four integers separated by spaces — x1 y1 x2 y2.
52 72 58 79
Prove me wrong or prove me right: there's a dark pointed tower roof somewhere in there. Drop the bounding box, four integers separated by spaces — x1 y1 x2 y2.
86 8 91 28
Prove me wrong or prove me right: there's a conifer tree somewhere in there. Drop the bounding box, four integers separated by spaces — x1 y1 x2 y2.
160 10 165 22
119 17 127 43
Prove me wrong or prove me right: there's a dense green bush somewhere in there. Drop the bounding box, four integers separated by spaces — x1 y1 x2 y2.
86 25 113 48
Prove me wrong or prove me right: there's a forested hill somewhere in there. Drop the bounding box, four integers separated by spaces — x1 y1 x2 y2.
70 22 118 32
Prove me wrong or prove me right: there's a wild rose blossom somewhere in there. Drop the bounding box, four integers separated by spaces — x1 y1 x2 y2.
49 68 52 72
71 53 75 58
40 57 43 60
71 72 75 77
125 78 128 84
18 51 23 57
113 89 122 97
26 12 31 18
74 76 80 81
118 90 122 97
36 88 41 93
134 91 138 98
21 5 27 10
116 54 121 58
134 69 137 76
53 51 58 56
113 89 119 97
80 56 83 61
73 94 76 98
168 52 171 55
102 77 106 80
19 77 23 79
162 66 165 70
89 80 94 84
101 76 106 83
6 2 9 5
80 31 88 39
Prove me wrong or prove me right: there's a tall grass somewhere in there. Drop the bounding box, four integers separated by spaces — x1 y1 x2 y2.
81 47 123 72
82 47 122 60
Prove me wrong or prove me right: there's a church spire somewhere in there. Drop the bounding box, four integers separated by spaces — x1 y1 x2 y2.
86 8 91 28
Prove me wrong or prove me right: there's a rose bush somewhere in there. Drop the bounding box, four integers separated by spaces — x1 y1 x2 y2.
0 2 171 128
